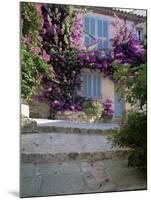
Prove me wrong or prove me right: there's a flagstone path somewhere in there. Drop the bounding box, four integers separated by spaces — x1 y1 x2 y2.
20 159 146 197
20 119 146 197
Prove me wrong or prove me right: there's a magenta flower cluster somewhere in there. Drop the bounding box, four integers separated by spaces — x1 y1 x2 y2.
111 24 145 65
71 11 83 49
101 99 114 118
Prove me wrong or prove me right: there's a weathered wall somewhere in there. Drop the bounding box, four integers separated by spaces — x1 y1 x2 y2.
29 100 50 119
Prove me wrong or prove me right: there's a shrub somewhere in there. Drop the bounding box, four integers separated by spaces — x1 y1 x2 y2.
21 41 53 100
108 111 147 170
82 100 103 120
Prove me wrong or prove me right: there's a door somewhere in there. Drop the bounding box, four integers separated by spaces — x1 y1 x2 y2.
115 93 123 117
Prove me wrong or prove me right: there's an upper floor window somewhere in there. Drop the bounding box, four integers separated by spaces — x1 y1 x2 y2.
136 28 143 41
84 16 109 50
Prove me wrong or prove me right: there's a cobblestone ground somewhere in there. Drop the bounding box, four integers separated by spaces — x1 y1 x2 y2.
20 159 147 198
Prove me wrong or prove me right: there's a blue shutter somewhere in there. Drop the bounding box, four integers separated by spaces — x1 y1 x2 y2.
97 20 103 49
84 17 89 32
93 75 97 97
102 20 108 49
84 36 90 47
87 74 91 96
115 94 123 117
84 17 90 47
96 75 101 98
90 18 95 35
83 74 87 96
90 18 96 44
97 20 102 37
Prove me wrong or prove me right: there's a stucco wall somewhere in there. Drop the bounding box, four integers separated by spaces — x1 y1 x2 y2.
101 75 115 110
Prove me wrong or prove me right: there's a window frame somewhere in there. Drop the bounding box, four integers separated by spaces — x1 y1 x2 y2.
83 15 109 50
136 28 143 41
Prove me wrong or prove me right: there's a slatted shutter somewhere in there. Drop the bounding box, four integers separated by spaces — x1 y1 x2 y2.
84 17 90 47
102 20 109 49
83 73 101 99
84 16 109 50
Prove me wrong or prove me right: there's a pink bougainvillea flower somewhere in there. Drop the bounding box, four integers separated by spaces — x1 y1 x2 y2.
43 54 51 62
47 87 52 92
54 100 60 106
25 35 31 43
39 73 44 81
31 47 39 55
36 3 42 15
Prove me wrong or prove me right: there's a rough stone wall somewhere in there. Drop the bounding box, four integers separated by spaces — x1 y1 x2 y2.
56 111 106 123
29 100 50 119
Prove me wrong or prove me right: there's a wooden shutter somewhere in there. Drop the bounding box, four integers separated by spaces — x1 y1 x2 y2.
96 75 101 97
102 20 109 49
84 17 90 47
83 74 87 96
97 19 103 49
87 74 91 96
93 74 97 97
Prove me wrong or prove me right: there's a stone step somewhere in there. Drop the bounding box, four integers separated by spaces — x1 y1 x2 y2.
21 132 129 163
21 118 119 135
21 150 129 163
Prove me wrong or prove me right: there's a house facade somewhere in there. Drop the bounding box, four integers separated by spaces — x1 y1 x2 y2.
79 7 146 118
28 6 146 120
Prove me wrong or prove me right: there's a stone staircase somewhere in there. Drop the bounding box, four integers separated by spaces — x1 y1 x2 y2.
21 119 129 164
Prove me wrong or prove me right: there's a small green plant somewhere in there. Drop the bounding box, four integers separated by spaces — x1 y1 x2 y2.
108 111 147 170
82 100 103 120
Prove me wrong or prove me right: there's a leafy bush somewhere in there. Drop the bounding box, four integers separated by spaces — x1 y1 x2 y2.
109 111 147 169
21 2 42 44
21 41 53 100
82 100 103 120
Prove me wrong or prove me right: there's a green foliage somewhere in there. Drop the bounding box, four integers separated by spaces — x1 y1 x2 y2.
113 62 147 110
111 45 147 170
109 111 147 169
20 2 42 45
82 100 103 119
21 41 53 100
20 2 55 101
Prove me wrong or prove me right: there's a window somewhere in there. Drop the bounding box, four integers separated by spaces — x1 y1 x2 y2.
84 16 109 50
136 28 143 41
83 73 101 99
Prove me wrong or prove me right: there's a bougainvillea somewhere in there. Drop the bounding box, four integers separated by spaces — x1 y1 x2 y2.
101 99 114 118
71 10 84 49
111 19 145 66
38 4 117 117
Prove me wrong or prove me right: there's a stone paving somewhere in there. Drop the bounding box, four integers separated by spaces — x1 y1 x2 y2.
20 159 147 198
21 132 129 163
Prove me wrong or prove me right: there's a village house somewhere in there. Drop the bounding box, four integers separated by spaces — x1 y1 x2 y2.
26 6 146 120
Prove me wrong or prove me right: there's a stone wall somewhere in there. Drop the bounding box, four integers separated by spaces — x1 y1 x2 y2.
56 111 106 123
29 100 50 119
